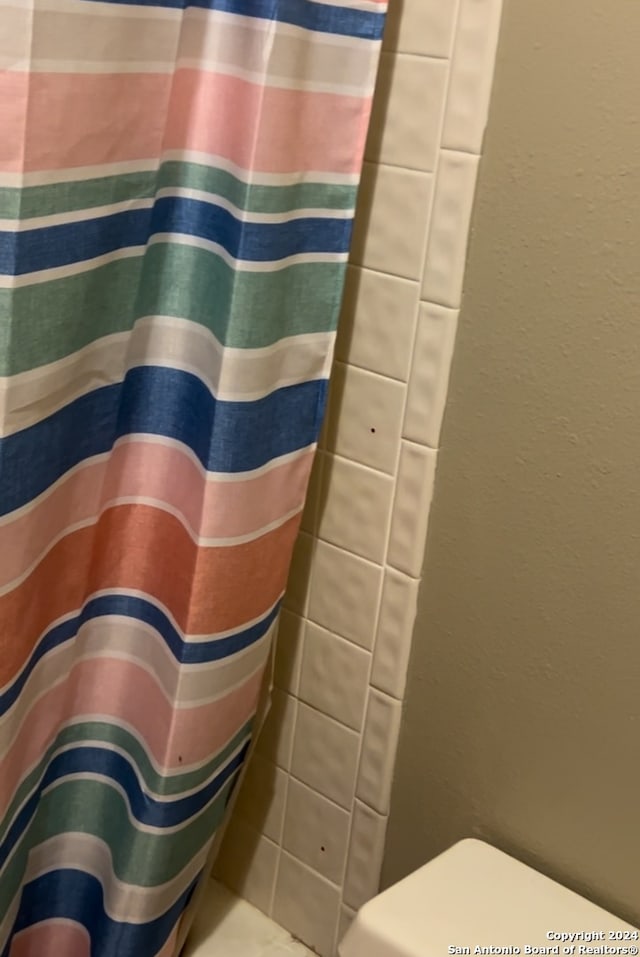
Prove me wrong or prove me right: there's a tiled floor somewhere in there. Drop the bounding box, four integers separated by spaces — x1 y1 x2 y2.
183 881 315 957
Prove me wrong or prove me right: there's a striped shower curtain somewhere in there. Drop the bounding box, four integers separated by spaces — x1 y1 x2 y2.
0 1 386 954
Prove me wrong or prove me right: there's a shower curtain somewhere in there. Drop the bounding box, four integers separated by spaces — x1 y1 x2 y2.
0 0 386 954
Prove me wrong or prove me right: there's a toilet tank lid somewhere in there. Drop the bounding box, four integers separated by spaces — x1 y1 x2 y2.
339 839 637 957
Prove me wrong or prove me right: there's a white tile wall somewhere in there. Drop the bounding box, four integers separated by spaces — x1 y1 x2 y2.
421 150 480 307
214 0 504 952
387 441 437 577
307 539 382 650
443 0 504 153
365 53 448 170
356 690 403 815
371 568 420 699
325 362 405 475
383 0 458 58
317 453 394 561
291 703 360 810
343 801 389 911
337 905 357 951
282 778 351 884
403 301 459 448
299 622 370 731
335 266 418 381
349 163 433 280
273 853 341 957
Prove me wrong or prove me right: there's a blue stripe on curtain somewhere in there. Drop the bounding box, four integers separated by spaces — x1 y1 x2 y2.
1 203 352 275
76 0 386 40
0 372 327 515
1 743 250 869
0 599 280 715
1 872 198 957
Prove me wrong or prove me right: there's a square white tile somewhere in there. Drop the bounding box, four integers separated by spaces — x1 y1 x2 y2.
185 880 314 957
213 817 280 915
318 453 394 563
335 266 419 382
442 0 504 153
366 53 449 172
325 363 405 476
291 703 360 809
403 301 459 448
337 905 357 956
387 441 438 578
343 801 388 911
371 568 420 700
421 150 480 308
235 753 288 845
274 610 305 695
273 854 341 957
299 621 370 731
307 539 383 650
383 0 458 58
349 162 433 280
255 689 298 771
356 690 402 815
282 778 351 885
283 531 315 616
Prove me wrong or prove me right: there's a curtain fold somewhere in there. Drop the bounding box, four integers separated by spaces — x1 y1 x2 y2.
0 1 386 954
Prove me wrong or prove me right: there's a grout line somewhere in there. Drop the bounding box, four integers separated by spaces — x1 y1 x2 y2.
287 771 356 814
346 257 421 284
303 613 373 662
312 536 386 572
321 438 400 481
440 144 483 159
417 294 459 314
447 0 465 60
368 672 405 703
346 262 420 287
335 583 383 922
400 435 440 454
311 530 384 569
362 155 440 176
330 357 403 386
294 695 363 739
331 355 409 386
279 849 342 891
379 48 451 64
360 158 431 175
269 731 291 914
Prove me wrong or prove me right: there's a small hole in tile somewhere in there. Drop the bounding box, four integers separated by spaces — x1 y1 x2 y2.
320 845 326 852
370 427 376 434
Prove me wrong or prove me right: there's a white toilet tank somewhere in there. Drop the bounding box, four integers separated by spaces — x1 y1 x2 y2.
339 839 638 957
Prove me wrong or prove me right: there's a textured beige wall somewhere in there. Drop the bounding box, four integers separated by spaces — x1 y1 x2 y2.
383 0 640 927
